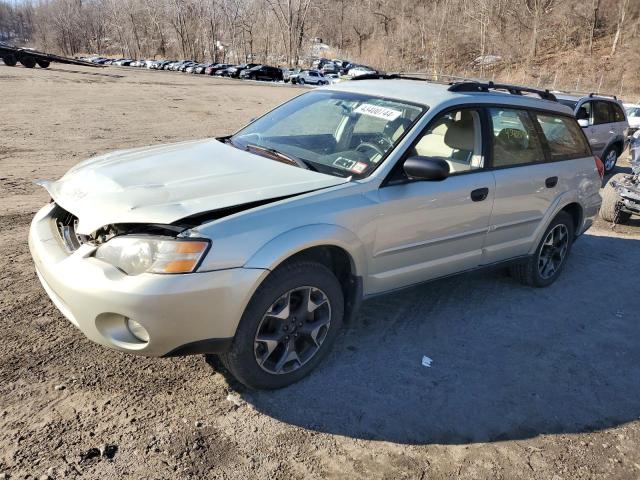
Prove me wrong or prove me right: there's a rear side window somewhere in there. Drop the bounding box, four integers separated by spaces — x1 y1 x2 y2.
611 102 626 122
489 108 545 167
534 113 592 159
593 101 612 125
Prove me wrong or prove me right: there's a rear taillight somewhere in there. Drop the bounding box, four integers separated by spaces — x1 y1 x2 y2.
595 156 604 179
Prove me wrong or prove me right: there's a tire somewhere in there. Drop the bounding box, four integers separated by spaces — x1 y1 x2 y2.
600 173 632 224
20 56 36 68
298 78 305 85
602 145 619 173
220 261 344 389
2 54 17 66
36 60 50 68
510 211 574 288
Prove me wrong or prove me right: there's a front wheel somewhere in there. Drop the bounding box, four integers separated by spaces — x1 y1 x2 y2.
510 211 574 287
298 78 305 85
220 261 344 389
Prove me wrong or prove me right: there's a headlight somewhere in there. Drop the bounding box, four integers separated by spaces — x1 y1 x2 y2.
95 236 209 275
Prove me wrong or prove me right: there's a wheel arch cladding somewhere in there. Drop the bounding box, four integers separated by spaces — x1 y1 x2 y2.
244 225 367 322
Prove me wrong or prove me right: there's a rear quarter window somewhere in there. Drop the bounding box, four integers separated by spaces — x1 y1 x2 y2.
534 113 592 160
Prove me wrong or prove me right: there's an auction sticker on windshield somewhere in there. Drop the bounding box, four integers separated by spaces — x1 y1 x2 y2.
355 103 402 121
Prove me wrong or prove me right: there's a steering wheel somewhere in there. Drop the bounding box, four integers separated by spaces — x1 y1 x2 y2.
355 136 393 160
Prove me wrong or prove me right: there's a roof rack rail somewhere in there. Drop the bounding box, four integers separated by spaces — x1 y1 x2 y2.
588 92 618 100
350 73 431 82
350 72 479 83
448 81 557 102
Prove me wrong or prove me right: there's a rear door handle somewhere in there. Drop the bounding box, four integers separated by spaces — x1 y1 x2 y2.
470 187 489 202
545 176 558 188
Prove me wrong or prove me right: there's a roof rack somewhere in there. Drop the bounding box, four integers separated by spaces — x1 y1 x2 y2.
448 81 557 102
349 73 427 82
350 72 478 83
588 92 618 100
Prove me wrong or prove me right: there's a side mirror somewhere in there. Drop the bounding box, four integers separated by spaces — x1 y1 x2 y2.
577 119 589 128
403 156 450 181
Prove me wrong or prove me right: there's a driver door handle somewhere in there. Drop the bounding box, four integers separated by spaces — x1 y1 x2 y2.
470 187 489 202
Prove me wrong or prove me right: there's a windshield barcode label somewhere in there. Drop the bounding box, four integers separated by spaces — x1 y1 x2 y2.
355 103 402 121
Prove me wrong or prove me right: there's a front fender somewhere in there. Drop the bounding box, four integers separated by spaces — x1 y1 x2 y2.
244 223 368 278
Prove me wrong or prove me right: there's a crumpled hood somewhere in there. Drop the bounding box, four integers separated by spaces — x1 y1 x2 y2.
42 139 349 234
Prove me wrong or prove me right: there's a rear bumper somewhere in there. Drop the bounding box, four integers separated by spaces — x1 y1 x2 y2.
29 203 268 357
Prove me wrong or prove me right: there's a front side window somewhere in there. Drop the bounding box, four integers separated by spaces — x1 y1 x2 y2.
408 109 483 174
230 91 425 177
489 108 545 167
535 113 592 160
576 101 591 122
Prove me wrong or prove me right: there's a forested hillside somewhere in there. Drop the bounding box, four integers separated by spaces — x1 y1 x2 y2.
2 0 640 97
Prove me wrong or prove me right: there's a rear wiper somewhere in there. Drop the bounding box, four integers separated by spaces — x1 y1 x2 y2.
244 143 316 171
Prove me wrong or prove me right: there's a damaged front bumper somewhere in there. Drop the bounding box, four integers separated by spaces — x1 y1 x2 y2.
28 203 268 357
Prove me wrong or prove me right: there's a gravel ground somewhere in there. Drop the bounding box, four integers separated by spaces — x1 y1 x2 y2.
1 63 639 480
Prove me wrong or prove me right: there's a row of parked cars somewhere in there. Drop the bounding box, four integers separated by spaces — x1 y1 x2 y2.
80 55 378 85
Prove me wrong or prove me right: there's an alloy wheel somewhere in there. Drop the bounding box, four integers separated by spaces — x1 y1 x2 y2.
254 286 332 375
537 224 569 279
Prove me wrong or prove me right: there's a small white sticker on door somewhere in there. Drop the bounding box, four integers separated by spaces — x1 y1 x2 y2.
354 103 402 121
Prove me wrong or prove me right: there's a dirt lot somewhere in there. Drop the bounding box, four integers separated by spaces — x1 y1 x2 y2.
1 64 640 480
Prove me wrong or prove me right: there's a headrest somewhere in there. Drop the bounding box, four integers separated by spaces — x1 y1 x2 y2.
444 121 475 151
496 128 528 150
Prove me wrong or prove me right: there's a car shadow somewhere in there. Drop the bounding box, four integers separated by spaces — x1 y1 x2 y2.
211 233 640 445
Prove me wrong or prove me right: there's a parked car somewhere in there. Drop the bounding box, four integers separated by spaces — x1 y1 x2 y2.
346 65 377 78
624 103 640 137
555 92 629 172
239 64 283 81
204 63 230 75
292 69 328 86
229 63 260 78
29 79 602 389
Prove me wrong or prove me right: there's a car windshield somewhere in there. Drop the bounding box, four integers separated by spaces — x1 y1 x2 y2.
625 106 640 117
229 90 426 177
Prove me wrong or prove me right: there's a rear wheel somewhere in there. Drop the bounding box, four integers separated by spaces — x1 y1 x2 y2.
36 59 50 68
2 54 17 66
602 146 619 173
20 56 36 68
220 261 344 389
600 173 632 224
510 212 574 287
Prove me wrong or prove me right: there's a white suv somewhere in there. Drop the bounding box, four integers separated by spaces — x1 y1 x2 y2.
291 69 328 86
555 93 629 172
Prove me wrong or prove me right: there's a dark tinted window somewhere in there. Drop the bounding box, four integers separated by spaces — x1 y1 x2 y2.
535 113 592 160
611 102 626 122
593 101 612 125
489 108 545 167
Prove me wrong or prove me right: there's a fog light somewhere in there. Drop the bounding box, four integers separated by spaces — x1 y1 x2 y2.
126 318 149 343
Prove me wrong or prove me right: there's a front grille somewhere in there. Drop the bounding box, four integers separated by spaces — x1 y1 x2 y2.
52 205 83 253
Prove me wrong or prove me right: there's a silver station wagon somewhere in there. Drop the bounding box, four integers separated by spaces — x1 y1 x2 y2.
30 78 603 389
